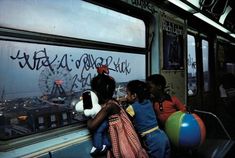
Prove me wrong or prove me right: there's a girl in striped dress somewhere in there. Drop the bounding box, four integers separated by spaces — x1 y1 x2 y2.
87 66 148 158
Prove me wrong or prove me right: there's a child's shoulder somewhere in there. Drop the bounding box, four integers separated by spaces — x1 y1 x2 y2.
104 99 121 114
170 95 181 102
171 95 178 99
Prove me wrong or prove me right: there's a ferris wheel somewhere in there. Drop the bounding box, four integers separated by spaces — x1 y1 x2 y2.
38 65 73 97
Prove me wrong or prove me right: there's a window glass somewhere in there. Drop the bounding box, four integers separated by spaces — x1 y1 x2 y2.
187 34 197 96
0 0 147 140
202 39 209 91
226 63 235 74
0 40 146 140
0 0 145 48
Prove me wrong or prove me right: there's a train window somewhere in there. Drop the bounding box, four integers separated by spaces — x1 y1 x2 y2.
187 34 197 96
226 63 235 74
0 40 146 140
0 1 147 141
0 0 145 48
202 39 210 92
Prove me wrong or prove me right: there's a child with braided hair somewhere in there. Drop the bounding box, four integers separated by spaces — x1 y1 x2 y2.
87 65 148 158
75 65 111 157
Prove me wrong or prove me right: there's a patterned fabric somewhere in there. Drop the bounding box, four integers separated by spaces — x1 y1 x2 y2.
107 104 149 158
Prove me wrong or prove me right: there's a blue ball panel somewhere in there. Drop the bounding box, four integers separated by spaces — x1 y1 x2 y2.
179 114 201 148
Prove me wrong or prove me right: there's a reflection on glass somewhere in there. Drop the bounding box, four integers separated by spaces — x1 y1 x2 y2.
0 0 145 47
202 39 209 92
187 34 197 96
0 1 147 140
0 40 146 140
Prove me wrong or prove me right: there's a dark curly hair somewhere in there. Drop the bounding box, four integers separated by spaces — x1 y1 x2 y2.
91 74 116 104
146 74 166 90
127 80 150 103
146 74 171 102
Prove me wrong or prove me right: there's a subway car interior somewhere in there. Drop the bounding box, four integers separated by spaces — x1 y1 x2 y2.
0 0 235 158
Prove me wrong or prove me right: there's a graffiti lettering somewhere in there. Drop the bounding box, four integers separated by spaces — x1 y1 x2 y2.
113 58 131 75
188 54 196 69
58 54 72 71
73 53 131 88
10 48 132 89
199 0 228 17
131 0 157 14
10 48 57 71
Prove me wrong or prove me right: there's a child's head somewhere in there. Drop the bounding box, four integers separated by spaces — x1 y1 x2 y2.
91 73 116 104
126 80 149 103
146 74 166 97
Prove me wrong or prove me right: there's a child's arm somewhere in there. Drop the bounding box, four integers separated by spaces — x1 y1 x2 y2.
172 96 186 111
87 106 108 131
87 101 120 131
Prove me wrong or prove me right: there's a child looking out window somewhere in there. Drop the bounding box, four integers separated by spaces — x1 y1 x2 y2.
125 80 171 158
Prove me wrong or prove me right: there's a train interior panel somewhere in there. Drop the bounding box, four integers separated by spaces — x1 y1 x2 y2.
0 0 235 158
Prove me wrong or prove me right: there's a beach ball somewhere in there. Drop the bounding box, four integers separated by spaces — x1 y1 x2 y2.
165 111 206 149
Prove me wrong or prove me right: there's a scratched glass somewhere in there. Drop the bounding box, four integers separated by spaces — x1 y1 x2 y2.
0 40 146 140
202 39 210 92
0 0 145 48
187 34 197 96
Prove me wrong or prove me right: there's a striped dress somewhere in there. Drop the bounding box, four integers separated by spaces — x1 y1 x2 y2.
107 102 148 158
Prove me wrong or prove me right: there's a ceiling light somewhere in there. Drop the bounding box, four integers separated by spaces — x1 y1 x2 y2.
194 13 230 33
168 0 195 12
230 33 235 38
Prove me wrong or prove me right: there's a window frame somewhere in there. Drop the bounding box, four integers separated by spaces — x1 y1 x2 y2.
0 0 153 150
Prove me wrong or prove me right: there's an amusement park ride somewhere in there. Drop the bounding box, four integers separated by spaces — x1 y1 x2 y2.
0 67 83 140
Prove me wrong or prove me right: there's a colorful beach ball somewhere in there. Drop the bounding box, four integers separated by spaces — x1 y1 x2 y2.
165 111 206 149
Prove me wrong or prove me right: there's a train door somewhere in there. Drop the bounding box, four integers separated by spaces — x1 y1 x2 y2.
187 33 235 157
215 38 235 139
187 31 216 112
187 30 222 142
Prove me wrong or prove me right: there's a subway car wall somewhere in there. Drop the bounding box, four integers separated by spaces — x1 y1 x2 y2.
0 0 234 158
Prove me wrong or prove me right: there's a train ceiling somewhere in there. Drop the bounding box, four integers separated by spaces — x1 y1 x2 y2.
194 0 235 33
163 0 235 40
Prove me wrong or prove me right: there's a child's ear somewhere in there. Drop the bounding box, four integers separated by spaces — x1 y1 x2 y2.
132 93 137 100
